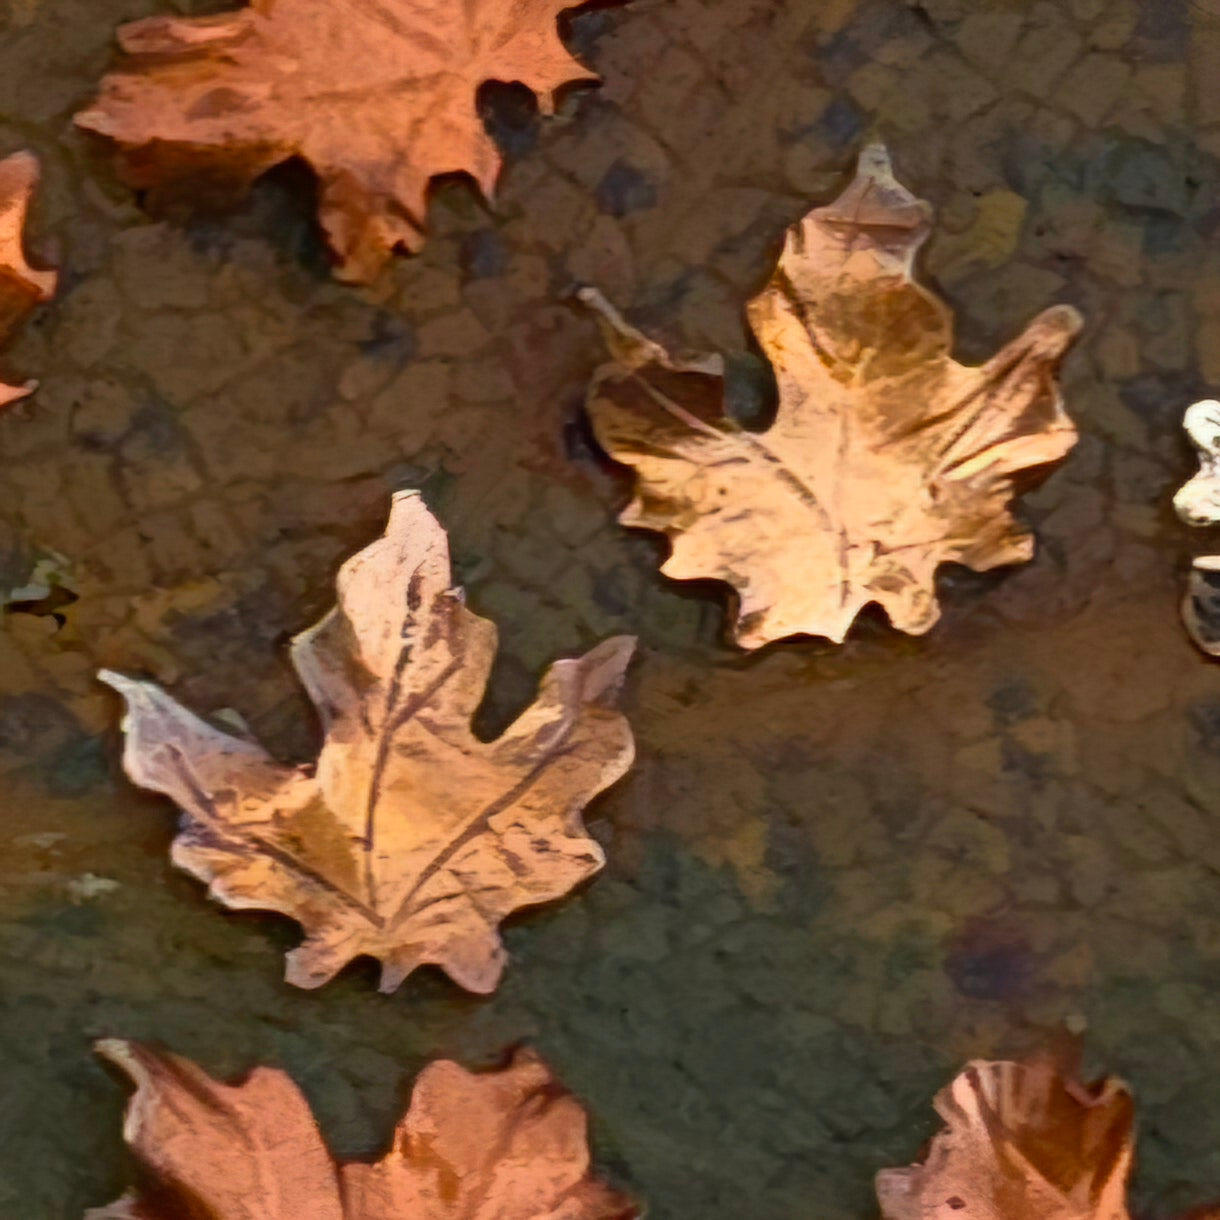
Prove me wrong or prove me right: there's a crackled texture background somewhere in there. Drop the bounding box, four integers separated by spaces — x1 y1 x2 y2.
3 0 1220 1215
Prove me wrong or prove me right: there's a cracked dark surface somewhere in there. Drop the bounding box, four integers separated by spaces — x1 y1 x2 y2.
4 0 1220 1215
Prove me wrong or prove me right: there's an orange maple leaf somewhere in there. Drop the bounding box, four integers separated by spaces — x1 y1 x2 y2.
76 0 625 281
0 151 57 410
89 1040 638 1219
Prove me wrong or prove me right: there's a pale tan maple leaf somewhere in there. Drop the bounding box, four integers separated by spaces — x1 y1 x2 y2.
100 491 635 994
876 1058 1134 1220
0 151 57 410
88 1039 638 1219
75 0 625 282
584 144 1083 649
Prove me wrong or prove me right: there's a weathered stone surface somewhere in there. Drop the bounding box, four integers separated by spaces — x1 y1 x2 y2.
4 1 1220 1218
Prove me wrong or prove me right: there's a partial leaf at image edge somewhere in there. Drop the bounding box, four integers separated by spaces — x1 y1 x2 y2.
87 1039 639 1219
877 1057 1135 1220
1174 399 1220 528
584 144 1083 649
0 151 58 410
100 491 636 994
75 0 630 282
1174 400 1220 657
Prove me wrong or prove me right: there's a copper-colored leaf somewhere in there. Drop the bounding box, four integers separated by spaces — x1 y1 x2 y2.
100 491 635 993
0 151 57 410
76 0 622 282
88 1039 638 1219
584 145 1083 648
876 1058 1134 1220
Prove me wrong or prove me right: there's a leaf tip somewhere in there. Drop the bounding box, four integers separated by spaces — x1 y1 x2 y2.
0 378 36 409
97 670 149 717
371 948 426 994
73 107 112 136
1038 302 1086 346
0 148 39 190
283 945 339 992
385 486 429 526
576 284 626 333
577 286 668 369
380 487 447 554
94 1038 154 1087
94 1036 132 1065
505 1043 546 1072
580 634 636 702
603 632 638 660
857 140 893 178
1057 302 1085 334
97 668 134 700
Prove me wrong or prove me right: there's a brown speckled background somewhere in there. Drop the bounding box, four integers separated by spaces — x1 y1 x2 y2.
4 0 1220 1215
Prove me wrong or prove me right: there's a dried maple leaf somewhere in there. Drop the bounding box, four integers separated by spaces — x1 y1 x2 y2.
89 1039 638 1219
0 151 57 410
876 1058 1135 1220
1174 400 1220 657
75 0 623 282
584 145 1083 648
100 491 635 993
